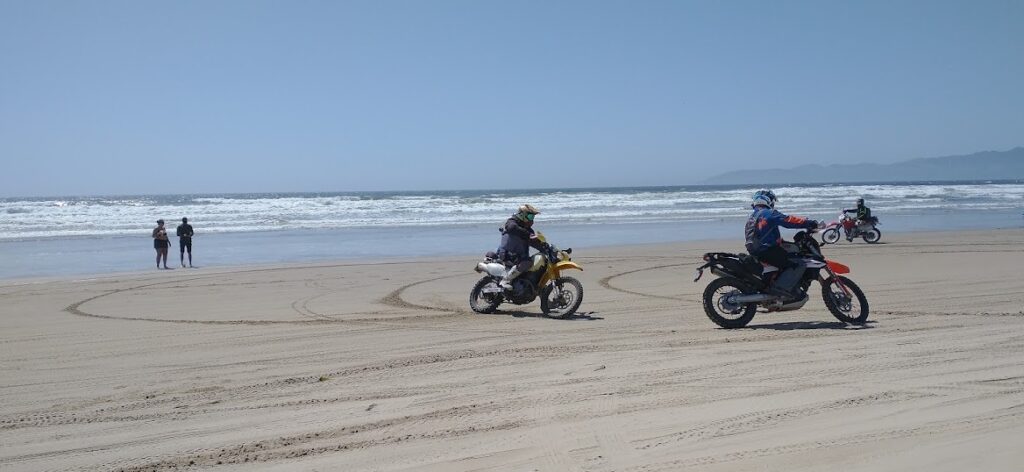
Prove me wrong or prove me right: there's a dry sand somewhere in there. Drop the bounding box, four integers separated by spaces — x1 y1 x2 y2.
2 229 1023 471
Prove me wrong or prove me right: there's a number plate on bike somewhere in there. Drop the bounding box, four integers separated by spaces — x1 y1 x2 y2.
693 269 703 282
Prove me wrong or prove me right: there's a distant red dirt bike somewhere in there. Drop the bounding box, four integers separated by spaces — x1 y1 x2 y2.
820 214 881 244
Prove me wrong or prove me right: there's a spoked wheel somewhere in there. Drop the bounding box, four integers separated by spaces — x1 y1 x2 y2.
702 277 757 328
540 277 583 318
469 277 503 314
862 228 881 243
821 228 841 245
822 276 869 324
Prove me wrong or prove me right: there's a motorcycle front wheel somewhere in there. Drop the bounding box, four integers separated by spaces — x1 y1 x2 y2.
821 276 869 324
821 228 841 245
469 277 503 314
702 277 757 328
540 277 583 318
862 228 881 244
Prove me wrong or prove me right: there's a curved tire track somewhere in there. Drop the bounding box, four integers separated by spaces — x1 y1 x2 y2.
65 280 340 326
599 263 693 301
379 273 468 314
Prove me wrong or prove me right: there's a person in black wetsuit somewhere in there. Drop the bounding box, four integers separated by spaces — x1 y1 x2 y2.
177 217 194 268
152 219 171 269
496 204 549 290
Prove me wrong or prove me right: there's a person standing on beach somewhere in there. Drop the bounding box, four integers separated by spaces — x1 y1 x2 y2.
177 217 194 268
152 219 171 269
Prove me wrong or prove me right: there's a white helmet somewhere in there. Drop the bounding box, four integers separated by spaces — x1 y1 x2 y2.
751 189 777 209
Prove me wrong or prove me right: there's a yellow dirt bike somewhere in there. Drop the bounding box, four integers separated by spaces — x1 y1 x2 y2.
470 232 584 318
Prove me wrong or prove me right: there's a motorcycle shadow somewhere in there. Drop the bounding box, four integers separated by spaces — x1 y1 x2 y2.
744 320 876 331
491 310 604 321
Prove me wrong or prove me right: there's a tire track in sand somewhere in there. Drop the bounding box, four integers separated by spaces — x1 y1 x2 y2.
628 407 1024 471
65 284 340 326
64 270 472 326
379 273 468 315
599 263 693 301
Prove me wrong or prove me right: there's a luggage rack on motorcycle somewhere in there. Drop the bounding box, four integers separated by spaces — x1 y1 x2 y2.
702 252 761 266
696 251 765 283
702 252 742 261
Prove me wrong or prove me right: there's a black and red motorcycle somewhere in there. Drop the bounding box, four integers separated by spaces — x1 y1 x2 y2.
693 231 869 328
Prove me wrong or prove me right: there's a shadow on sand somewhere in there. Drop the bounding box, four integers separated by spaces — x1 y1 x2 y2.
744 320 876 331
488 310 604 321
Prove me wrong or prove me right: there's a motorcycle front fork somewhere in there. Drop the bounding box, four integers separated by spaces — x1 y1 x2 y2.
820 273 851 298
547 280 562 298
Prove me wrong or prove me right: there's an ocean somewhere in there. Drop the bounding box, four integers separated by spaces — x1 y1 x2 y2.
1 182 1022 279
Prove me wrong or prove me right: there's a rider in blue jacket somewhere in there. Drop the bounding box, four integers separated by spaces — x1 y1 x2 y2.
744 190 820 297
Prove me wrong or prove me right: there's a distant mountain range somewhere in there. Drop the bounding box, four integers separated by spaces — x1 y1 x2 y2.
704 147 1024 185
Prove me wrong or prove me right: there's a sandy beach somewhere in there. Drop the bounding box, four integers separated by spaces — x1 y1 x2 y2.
2 229 1023 471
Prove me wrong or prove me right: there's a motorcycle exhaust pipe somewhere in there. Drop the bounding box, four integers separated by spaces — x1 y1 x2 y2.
728 293 777 303
476 262 511 278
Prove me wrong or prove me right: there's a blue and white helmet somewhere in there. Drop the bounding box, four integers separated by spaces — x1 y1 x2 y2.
751 189 777 209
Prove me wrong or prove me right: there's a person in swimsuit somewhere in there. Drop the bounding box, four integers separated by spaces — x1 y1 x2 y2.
177 217 194 268
152 219 171 269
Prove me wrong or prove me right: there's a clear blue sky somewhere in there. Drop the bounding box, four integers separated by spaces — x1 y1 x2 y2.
1 0 1021 197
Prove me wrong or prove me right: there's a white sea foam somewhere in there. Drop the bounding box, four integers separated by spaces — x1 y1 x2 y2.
1 183 1021 240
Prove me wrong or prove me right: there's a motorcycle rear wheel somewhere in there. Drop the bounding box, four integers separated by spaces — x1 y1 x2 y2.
702 277 757 328
469 277 503 314
540 277 583 318
822 276 869 324
821 228 840 245
862 228 881 243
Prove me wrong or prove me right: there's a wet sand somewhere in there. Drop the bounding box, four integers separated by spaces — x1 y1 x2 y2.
2 229 1023 471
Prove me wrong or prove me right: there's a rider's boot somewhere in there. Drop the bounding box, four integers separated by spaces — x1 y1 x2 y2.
500 266 522 291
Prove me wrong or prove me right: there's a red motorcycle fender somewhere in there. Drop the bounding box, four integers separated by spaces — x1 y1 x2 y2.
826 260 850 274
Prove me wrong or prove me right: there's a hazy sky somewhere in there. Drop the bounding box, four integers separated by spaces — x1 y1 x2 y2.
1 0 1021 197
